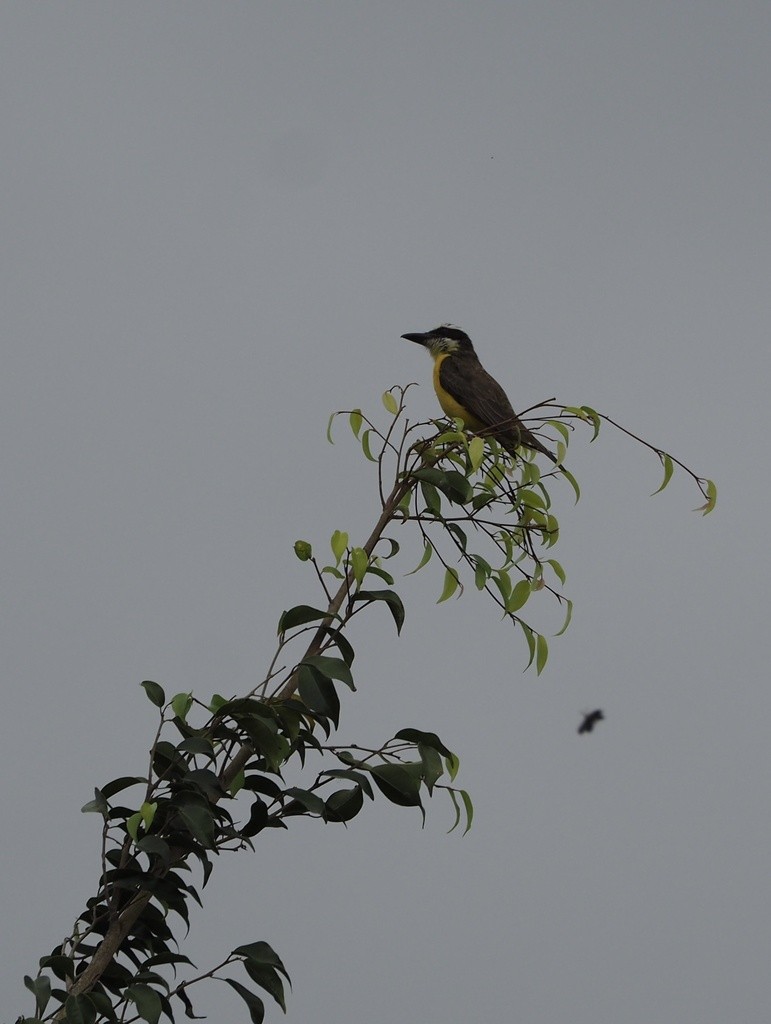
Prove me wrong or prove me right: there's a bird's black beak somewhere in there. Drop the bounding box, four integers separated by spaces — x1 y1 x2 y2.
401 332 429 346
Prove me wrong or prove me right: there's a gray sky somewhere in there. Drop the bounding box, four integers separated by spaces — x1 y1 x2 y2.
2 3 769 1021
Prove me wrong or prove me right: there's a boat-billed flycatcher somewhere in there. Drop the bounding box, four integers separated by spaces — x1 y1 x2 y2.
401 324 557 463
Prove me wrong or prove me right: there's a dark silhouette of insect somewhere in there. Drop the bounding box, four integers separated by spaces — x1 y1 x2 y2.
578 709 604 734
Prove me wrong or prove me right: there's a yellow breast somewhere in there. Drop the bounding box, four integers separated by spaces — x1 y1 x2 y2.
432 353 484 431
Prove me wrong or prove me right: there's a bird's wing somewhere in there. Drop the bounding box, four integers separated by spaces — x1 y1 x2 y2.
439 357 557 462
438 357 519 434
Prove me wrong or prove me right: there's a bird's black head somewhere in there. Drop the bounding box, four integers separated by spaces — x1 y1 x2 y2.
401 324 475 357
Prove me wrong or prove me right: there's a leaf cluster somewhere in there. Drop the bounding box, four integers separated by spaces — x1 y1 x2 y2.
18 675 467 1023
14 384 713 1022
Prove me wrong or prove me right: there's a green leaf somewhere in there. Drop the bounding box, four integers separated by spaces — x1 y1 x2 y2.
447 788 473 835
446 522 468 552
525 507 547 530
127 811 143 841
420 479 442 515
432 424 467 447
560 465 581 503
141 680 166 708
330 529 348 565
445 751 460 782
547 419 571 444
126 985 162 1024
350 546 368 586
437 567 460 604
468 435 486 471
651 452 674 495
178 736 216 756
370 763 422 807
492 568 512 606
297 664 340 727
536 633 549 675
152 738 186 772
545 558 566 585
580 405 602 440
228 713 291 770
447 788 462 833
361 429 378 462
136 836 171 867
320 767 375 799
243 962 288 1013
171 692 193 721
699 478 717 515
24 973 51 1016
326 411 336 444
233 940 290 979
175 988 197 1021
472 488 495 514
241 798 268 837
302 654 355 691
471 554 491 590
364 564 395 585
378 537 400 559
406 542 433 576
439 470 474 505
519 488 546 511
64 994 97 1024
81 788 109 816
394 728 453 758
140 801 157 828
277 605 332 634
349 408 363 438
413 467 472 504
283 787 327 816
382 390 398 415
411 465 450 488
520 460 539 487
209 692 230 713
293 539 312 561
352 589 405 634
225 978 265 1024
520 621 537 669
38 953 76 983
320 626 355 666
325 785 365 822
506 579 531 613
555 597 573 637
177 799 216 848
142 952 195 970
536 479 552 509
229 768 246 797
99 776 147 799
418 744 444 793
498 529 515 565
545 513 560 546
460 789 474 834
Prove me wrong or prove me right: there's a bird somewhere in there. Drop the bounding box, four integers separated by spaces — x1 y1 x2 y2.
401 325 557 463
577 709 604 734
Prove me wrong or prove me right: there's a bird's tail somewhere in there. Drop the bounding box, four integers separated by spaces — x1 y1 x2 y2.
520 431 558 464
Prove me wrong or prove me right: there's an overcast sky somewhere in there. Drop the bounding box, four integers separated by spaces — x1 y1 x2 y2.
2 3 769 1022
